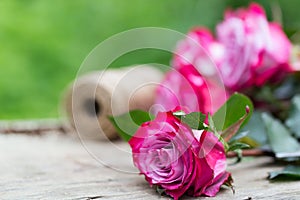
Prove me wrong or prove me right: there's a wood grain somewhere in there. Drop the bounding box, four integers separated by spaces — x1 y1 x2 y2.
0 131 299 199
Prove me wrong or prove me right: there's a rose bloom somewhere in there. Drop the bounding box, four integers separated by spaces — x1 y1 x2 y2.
129 111 230 200
155 28 228 115
216 3 292 91
155 66 228 115
172 28 224 72
154 67 201 114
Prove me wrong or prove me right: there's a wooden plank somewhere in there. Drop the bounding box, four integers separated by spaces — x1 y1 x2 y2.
0 133 299 199
0 119 68 135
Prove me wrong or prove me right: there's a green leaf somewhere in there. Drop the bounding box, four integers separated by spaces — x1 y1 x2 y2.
269 165 300 180
241 111 268 146
174 111 206 130
262 113 300 154
221 107 250 142
213 93 253 131
230 131 249 141
236 136 260 148
208 114 229 151
208 113 216 133
108 110 153 142
227 142 250 152
286 94 300 138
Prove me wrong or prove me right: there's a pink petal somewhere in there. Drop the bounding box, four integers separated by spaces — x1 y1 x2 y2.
203 172 231 197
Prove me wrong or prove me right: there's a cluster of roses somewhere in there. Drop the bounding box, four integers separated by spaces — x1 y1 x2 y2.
128 3 293 200
156 3 292 114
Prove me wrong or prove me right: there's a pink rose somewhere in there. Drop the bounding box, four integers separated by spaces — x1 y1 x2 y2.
154 67 203 114
129 111 230 200
154 27 227 115
173 28 225 76
216 3 292 90
155 65 228 115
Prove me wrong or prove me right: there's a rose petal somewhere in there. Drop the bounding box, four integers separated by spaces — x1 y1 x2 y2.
203 172 231 197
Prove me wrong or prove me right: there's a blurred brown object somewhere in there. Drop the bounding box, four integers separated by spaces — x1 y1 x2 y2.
63 65 164 140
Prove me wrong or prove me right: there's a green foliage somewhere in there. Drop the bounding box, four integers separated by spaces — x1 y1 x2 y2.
221 109 250 143
173 111 206 130
208 113 228 151
241 111 268 146
241 109 300 161
213 93 253 131
286 95 300 138
108 110 153 142
262 113 300 154
269 165 300 181
227 142 250 152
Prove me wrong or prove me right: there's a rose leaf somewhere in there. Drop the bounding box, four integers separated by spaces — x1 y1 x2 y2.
221 106 250 142
108 110 154 142
213 93 253 131
173 111 206 130
268 165 300 180
262 113 300 157
240 111 268 146
208 114 229 151
227 142 250 152
285 94 300 138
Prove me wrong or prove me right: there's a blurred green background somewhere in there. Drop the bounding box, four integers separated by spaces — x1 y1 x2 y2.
1 0 300 119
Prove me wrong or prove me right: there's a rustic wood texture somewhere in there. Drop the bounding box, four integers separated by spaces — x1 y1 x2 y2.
1 130 300 200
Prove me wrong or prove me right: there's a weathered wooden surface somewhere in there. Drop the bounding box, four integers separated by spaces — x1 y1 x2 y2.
1 131 300 200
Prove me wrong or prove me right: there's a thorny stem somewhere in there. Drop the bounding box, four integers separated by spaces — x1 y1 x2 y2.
226 149 274 158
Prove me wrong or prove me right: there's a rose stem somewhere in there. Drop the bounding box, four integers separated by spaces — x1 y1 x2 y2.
226 149 274 158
